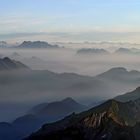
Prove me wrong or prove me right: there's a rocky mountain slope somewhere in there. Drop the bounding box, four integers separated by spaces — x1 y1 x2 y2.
25 98 140 140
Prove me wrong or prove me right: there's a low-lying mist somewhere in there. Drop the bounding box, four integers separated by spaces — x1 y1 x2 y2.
0 46 140 121
1 47 140 76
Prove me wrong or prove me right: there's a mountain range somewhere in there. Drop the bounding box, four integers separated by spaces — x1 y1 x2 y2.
0 41 61 48
0 58 140 139
0 98 86 140
115 48 140 55
17 41 60 48
0 58 140 121
76 47 140 55
77 48 109 55
2 87 140 140
25 92 140 140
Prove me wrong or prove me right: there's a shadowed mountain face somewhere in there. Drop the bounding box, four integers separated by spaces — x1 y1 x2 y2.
28 97 86 117
0 98 86 140
25 98 140 140
14 97 86 125
0 57 29 71
18 41 60 48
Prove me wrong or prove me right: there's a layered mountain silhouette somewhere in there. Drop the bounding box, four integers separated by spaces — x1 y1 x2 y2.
96 67 140 83
17 41 60 48
77 48 109 55
0 59 140 140
2 87 140 140
25 96 140 140
1 65 140 121
0 58 140 120
0 57 28 70
115 48 140 55
0 98 86 140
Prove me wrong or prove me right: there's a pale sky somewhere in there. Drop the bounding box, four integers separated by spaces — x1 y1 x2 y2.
1 0 140 43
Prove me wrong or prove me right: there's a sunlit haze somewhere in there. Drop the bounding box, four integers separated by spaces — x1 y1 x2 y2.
1 0 140 43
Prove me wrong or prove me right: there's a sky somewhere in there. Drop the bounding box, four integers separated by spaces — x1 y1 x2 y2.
1 0 140 43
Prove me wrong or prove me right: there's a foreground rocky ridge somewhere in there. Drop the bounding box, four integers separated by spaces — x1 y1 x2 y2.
25 98 140 140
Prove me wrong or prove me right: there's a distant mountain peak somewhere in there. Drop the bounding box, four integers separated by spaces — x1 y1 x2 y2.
62 97 77 103
25 98 140 140
18 41 60 48
115 48 132 54
96 67 128 79
77 48 109 55
0 57 29 71
107 67 127 72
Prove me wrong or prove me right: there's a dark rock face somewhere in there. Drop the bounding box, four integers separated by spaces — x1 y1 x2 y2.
25 99 140 140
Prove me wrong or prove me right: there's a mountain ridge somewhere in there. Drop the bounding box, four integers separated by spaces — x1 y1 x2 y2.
25 98 140 140
0 57 29 71
17 41 60 48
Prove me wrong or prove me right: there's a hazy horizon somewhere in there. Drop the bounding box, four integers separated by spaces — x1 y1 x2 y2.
1 0 140 43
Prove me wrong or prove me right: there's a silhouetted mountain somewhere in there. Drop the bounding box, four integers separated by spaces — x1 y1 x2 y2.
32 97 86 117
131 48 140 53
115 48 132 54
1 66 140 122
28 103 48 115
115 47 140 55
96 67 140 83
18 41 60 48
15 97 86 124
0 98 86 140
25 98 140 140
115 87 140 102
0 68 113 105
0 57 29 71
77 48 109 55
